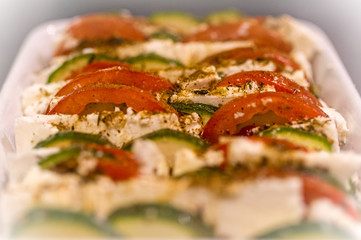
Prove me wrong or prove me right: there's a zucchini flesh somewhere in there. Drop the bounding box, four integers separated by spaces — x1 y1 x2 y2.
13 208 119 238
122 129 209 166
169 102 218 125
123 128 209 151
38 146 81 169
122 53 184 71
151 11 199 34
35 131 114 149
205 9 245 25
257 222 352 239
150 29 181 42
47 53 117 83
108 203 213 238
260 126 333 152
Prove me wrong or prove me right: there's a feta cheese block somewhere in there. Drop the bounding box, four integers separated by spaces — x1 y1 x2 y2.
15 109 196 152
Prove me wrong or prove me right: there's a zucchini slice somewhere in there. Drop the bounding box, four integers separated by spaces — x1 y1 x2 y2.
122 53 184 71
13 208 119 238
151 11 199 34
123 128 209 151
35 131 114 149
260 126 333 152
47 53 117 83
108 203 213 238
257 222 353 239
205 9 245 25
169 102 218 125
38 146 81 169
149 29 181 42
123 129 209 166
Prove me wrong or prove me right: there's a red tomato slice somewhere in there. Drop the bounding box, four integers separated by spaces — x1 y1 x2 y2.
202 92 327 144
202 47 300 71
249 168 359 220
183 19 292 53
56 67 174 96
302 174 360 221
216 71 319 106
55 14 145 55
67 14 145 41
65 61 131 80
89 144 139 181
248 136 308 152
46 84 174 115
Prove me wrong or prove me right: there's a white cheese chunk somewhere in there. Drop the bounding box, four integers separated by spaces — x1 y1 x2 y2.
132 139 169 177
15 110 181 152
178 66 221 89
169 84 276 107
222 136 361 183
307 199 361 238
208 177 305 237
116 39 253 65
22 82 66 115
322 107 349 146
216 59 277 76
172 148 224 177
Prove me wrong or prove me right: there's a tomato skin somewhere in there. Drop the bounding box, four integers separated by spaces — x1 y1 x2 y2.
55 14 145 55
248 136 308 152
56 67 174 96
97 147 138 181
216 71 320 106
65 61 131 80
202 92 327 144
202 47 300 71
302 174 360 221
47 84 173 115
183 19 292 53
88 144 139 181
67 14 145 41
249 168 360 220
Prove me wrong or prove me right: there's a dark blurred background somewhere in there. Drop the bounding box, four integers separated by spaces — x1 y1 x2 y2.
1 0 360 93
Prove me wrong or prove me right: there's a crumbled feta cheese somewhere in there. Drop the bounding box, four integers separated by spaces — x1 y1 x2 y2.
178 66 221 89
169 85 276 107
15 111 181 151
22 82 66 115
173 149 206 177
132 139 169 177
322 107 349 145
77 151 98 177
179 112 203 136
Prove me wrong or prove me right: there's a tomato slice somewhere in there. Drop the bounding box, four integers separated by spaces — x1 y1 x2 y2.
67 14 145 41
183 19 292 53
202 47 300 71
302 174 360 221
56 67 174 96
47 84 174 115
65 61 131 80
248 136 308 152
248 168 360 221
202 92 327 144
55 14 146 55
216 71 319 106
90 145 139 181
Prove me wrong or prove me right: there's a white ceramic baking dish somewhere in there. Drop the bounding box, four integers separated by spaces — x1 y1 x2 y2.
0 17 361 238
